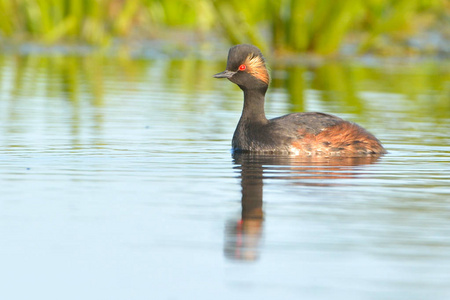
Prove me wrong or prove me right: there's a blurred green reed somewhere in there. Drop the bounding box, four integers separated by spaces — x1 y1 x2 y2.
0 0 447 54
1 54 448 119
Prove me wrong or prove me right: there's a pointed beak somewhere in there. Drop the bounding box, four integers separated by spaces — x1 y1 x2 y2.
213 70 236 79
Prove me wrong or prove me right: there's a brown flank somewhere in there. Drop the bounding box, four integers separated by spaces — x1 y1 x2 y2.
291 121 385 156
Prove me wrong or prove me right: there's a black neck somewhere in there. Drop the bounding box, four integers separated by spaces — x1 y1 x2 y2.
240 87 268 124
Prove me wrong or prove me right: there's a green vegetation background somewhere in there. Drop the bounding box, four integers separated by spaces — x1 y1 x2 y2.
0 0 448 55
1 0 448 116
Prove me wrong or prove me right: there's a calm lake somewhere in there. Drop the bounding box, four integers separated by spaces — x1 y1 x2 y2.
0 50 449 300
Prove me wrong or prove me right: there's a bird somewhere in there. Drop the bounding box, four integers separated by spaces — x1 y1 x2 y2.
214 44 386 157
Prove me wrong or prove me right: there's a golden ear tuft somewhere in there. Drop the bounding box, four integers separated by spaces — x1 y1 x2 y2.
244 54 270 85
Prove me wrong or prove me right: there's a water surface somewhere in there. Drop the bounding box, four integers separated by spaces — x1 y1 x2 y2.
0 53 449 300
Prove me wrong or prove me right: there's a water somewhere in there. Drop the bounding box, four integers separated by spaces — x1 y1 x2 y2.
0 53 449 300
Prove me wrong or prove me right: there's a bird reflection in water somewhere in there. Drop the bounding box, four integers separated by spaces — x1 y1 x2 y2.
224 152 382 261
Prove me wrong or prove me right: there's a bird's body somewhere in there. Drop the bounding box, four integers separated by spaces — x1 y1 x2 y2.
214 44 386 157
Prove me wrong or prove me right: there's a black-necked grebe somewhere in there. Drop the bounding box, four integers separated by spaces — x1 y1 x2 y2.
214 44 386 156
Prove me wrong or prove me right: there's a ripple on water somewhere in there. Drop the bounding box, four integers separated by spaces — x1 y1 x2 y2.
0 54 449 299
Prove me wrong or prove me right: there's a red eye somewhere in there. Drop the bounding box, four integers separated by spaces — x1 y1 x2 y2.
239 64 246 71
